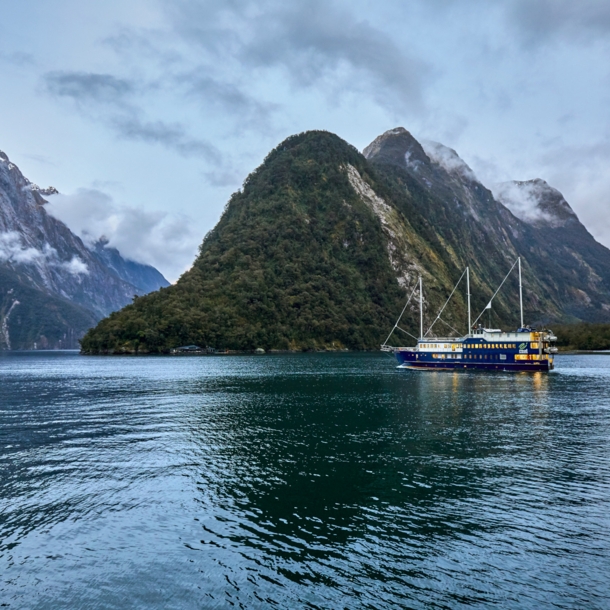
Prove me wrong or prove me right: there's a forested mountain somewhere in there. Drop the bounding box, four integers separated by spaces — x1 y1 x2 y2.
0 149 169 349
81 128 610 354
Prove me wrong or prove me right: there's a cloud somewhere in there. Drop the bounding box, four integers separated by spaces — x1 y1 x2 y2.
182 73 277 127
43 71 220 161
0 232 88 274
421 140 478 181
493 181 551 224
111 115 220 161
45 189 201 281
162 0 430 114
0 51 36 67
506 0 610 45
44 71 134 105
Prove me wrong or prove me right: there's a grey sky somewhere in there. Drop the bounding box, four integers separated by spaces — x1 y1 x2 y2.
1 0 609 280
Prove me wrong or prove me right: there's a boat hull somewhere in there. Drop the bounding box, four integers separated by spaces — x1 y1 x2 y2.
394 350 552 372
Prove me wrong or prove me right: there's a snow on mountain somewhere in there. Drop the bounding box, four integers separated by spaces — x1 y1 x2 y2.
0 148 169 349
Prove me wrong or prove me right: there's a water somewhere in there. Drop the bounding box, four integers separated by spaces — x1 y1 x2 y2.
1 352 609 609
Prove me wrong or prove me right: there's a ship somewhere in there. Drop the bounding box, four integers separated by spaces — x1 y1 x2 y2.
381 258 558 372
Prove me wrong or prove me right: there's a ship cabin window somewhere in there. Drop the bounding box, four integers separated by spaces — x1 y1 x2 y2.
531 343 539 349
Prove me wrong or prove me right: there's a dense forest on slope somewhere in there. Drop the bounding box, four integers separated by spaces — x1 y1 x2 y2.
82 132 417 353
81 128 610 354
554 323 610 351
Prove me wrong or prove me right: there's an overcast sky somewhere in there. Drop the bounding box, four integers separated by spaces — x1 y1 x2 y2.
1 0 609 281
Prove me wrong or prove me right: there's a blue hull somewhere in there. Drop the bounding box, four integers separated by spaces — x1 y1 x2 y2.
394 351 552 372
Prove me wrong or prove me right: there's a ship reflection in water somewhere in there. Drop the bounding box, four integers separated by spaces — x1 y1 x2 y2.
1 351 609 609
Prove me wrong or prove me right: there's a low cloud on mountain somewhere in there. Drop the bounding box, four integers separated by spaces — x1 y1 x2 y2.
46 189 200 282
0 231 88 274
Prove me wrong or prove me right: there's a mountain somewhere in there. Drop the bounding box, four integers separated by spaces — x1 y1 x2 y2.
89 238 169 295
364 128 610 323
494 178 610 320
0 149 169 349
80 129 610 354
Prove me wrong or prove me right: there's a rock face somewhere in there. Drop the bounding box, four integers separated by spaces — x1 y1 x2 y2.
81 128 610 354
0 149 169 349
364 128 610 323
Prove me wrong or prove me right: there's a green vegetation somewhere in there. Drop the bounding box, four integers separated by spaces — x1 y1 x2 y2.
80 128 610 355
81 132 412 353
554 323 610 351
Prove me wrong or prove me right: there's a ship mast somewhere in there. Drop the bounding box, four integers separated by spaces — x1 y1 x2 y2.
466 266 471 337
518 257 524 328
419 275 423 340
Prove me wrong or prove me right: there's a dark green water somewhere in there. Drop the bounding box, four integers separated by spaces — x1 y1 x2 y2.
1 352 609 609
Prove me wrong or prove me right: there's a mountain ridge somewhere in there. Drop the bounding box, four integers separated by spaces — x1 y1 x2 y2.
1 148 170 349
80 128 610 354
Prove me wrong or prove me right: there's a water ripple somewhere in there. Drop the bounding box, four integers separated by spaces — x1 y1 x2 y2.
1 352 609 608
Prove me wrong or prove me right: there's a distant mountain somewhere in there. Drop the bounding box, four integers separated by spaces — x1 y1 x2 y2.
0 149 169 349
80 128 610 354
90 238 169 296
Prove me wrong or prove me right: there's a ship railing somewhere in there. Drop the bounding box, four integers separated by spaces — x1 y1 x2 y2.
419 336 464 341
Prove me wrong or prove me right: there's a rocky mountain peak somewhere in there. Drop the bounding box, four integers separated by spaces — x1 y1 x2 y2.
29 184 59 198
495 179 579 228
363 127 430 170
